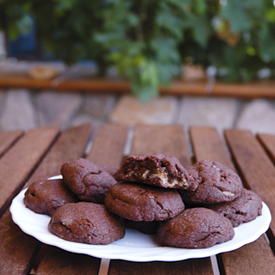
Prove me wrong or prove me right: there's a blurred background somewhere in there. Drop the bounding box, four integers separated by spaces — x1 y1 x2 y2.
0 0 275 134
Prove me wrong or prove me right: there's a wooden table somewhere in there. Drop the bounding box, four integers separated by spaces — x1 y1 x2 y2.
1 123 275 275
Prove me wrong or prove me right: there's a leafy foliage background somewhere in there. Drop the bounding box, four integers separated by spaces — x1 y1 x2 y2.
0 0 275 100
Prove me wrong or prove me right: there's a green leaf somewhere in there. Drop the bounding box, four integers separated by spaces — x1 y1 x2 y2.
192 14 212 47
258 23 275 62
139 59 159 87
219 0 264 33
157 62 179 86
150 37 180 63
156 2 184 40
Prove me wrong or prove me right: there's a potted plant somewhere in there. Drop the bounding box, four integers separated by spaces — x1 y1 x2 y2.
1 0 275 100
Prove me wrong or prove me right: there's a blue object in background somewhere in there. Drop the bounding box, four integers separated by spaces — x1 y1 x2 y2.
7 18 36 58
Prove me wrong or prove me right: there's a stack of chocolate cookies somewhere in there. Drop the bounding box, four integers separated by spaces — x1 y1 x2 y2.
24 158 125 245
23 154 263 249
106 154 262 248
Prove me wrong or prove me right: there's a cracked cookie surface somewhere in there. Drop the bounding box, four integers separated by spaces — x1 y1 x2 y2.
117 154 189 189
48 202 125 244
104 182 185 222
61 158 117 203
180 160 243 204
156 207 234 248
24 179 78 216
207 188 262 227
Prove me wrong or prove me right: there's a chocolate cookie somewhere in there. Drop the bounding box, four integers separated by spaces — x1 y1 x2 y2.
48 202 125 245
117 154 189 189
156 207 235 248
61 158 117 203
207 189 262 227
97 163 119 179
105 182 185 222
24 179 78 216
180 160 243 204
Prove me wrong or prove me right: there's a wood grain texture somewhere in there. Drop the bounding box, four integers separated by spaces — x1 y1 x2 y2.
190 127 275 275
0 127 59 274
108 258 213 275
36 246 100 275
0 210 41 275
0 127 59 217
36 124 126 275
108 124 214 275
0 130 24 158
225 129 275 235
86 124 129 166
189 127 234 170
217 235 275 275
0 125 95 275
31 124 102 275
25 124 93 186
257 133 275 165
131 124 191 167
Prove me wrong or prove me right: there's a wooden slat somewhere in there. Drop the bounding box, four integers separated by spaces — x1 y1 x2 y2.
189 127 275 275
0 124 95 275
27 124 103 275
25 124 94 185
225 129 275 234
108 258 213 275
131 124 190 167
35 247 100 275
35 124 129 275
257 133 275 165
108 124 214 275
0 130 24 158
0 127 60 274
0 210 42 275
0 127 59 217
86 124 129 166
190 127 234 170
218 235 275 275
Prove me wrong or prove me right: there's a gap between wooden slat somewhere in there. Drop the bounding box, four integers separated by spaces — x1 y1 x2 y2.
0 127 60 275
257 133 275 166
97 259 110 275
210 256 220 275
0 130 24 158
0 127 60 219
123 126 134 157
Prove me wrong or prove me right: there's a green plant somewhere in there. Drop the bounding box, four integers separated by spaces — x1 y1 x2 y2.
1 0 275 100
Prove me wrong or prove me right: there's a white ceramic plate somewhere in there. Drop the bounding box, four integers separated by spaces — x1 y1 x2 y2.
10 182 271 262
